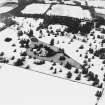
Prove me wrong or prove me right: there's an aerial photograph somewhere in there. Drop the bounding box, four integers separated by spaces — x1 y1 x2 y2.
0 0 105 105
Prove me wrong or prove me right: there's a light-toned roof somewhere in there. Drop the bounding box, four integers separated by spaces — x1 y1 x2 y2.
22 3 92 19
47 4 91 19
95 8 105 15
21 3 50 14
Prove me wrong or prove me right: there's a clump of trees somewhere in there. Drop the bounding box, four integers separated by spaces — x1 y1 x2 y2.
43 15 93 35
88 48 94 54
81 68 88 75
4 37 12 42
65 62 72 70
20 51 27 56
0 58 9 64
101 29 105 34
14 57 25 66
19 39 30 48
79 21 94 35
95 90 102 100
92 74 99 86
101 39 105 43
95 17 105 28
87 71 95 81
34 60 45 65
52 62 56 66
44 46 57 57
94 48 105 59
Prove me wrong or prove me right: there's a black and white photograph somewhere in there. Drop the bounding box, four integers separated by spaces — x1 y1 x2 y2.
0 0 105 105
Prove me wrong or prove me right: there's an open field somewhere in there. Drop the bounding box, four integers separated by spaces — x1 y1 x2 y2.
0 63 102 105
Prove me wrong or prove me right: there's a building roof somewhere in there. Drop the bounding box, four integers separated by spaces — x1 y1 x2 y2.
21 3 92 20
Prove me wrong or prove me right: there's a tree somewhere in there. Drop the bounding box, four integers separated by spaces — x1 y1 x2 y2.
101 29 105 34
20 51 27 56
0 52 4 56
44 46 57 57
95 90 102 99
19 39 30 48
82 68 88 74
25 65 30 69
11 56 15 60
79 45 84 49
66 71 72 78
52 62 56 66
12 44 16 47
14 58 24 66
87 71 94 81
53 68 57 74
17 30 23 37
65 62 72 70
103 77 105 81
13 49 17 52
98 83 103 88
50 66 53 70
50 38 54 46
75 74 81 80
92 78 99 86
27 29 33 37
59 55 65 61
88 48 94 54
74 69 79 74
59 69 62 72
103 74 105 81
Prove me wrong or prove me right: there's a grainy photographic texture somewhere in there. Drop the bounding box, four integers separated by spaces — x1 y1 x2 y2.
0 0 105 105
